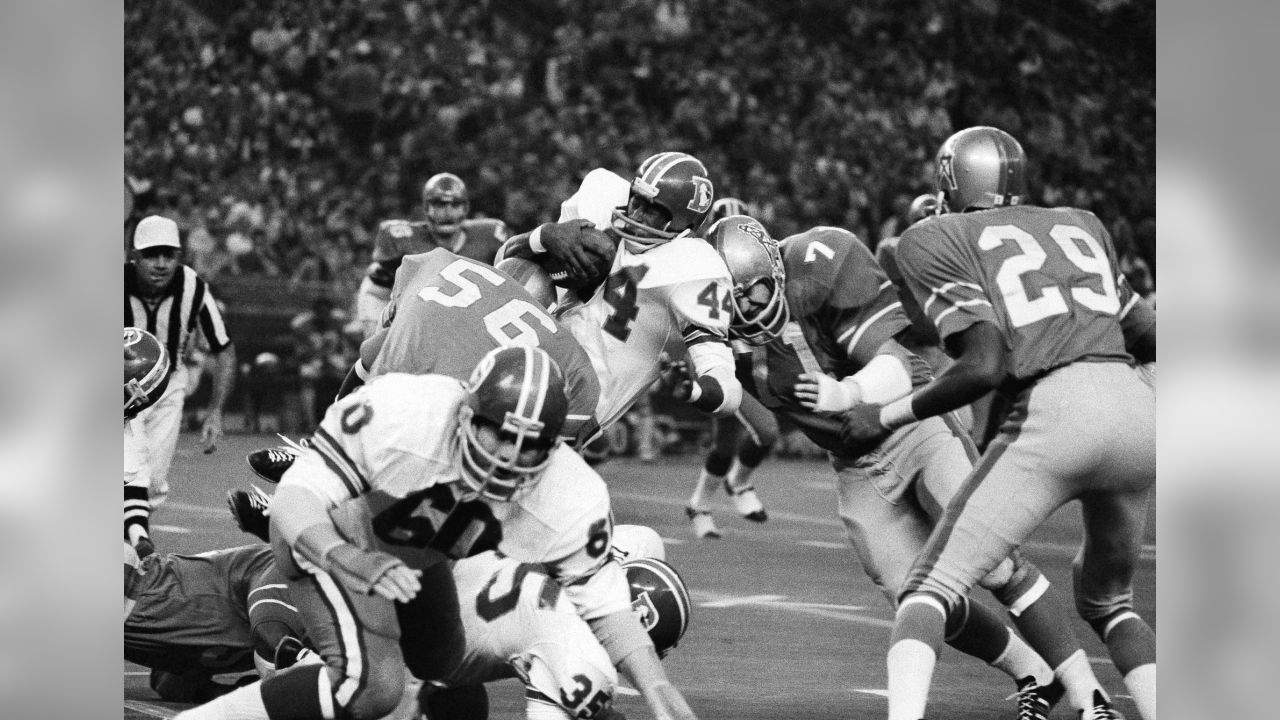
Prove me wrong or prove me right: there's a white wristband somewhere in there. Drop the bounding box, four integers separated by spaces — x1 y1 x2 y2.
879 395 918 431
529 224 548 254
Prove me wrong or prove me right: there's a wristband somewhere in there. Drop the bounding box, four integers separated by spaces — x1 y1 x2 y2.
879 395 918 431
529 224 548 254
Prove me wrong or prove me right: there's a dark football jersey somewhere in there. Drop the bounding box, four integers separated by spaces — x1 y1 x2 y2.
738 227 930 452
895 206 1138 381
124 545 299 674
367 249 602 445
372 218 509 270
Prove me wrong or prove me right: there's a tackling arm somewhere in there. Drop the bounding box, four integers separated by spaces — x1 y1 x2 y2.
878 321 1008 430
587 610 699 720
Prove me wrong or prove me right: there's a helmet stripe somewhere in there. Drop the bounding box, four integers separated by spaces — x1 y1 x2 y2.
527 348 549 428
640 152 690 187
514 346 535 422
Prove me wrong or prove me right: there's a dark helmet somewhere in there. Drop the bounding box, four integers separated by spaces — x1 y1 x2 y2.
612 152 714 252
124 327 170 420
934 126 1027 212
458 346 568 500
623 557 692 658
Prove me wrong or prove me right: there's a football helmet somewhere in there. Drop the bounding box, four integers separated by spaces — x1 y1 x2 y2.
495 257 558 312
458 346 568 501
710 197 749 222
908 193 941 222
934 126 1026 212
706 215 789 345
612 152 714 252
623 557 692 658
422 172 469 239
124 327 170 421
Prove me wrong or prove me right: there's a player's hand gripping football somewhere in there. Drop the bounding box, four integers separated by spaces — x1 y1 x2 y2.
326 543 422 602
657 355 694 401
541 219 617 283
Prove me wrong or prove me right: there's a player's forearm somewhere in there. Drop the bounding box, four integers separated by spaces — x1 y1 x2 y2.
686 342 741 416
497 232 537 262
208 345 237 413
616 646 698 720
879 324 1006 430
271 482 345 568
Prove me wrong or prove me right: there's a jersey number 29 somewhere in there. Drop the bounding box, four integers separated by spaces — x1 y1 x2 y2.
979 224 1120 328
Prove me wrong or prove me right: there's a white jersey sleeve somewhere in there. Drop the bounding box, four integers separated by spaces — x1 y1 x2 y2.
283 373 468 507
558 169 631 230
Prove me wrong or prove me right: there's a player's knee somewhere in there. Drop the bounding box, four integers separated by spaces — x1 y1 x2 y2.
979 550 1047 614
612 524 666 561
703 449 733 476
343 661 406 719
522 641 618 719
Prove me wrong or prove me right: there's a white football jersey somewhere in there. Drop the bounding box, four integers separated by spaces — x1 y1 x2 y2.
554 169 735 429
442 551 618 715
282 372 631 619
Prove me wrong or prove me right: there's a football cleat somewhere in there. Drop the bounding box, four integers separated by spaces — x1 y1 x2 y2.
1012 676 1057 720
1079 689 1125 720
247 446 299 484
685 506 721 539
724 480 768 522
227 486 271 542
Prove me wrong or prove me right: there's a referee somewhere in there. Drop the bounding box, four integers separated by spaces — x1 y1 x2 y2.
125 215 236 507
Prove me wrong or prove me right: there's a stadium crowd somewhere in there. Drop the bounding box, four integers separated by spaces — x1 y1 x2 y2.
125 0 1155 299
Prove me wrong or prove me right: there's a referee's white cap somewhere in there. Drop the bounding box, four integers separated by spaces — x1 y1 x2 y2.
134 215 181 251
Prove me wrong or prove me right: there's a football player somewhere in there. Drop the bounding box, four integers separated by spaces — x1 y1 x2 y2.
684 197 779 538
355 173 511 337
708 214 1105 720
496 151 743 432
175 346 698 720
124 327 171 559
842 127 1156 720
245 249 602 484
124 544 301 703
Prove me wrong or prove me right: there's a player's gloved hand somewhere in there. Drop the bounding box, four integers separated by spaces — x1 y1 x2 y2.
646 682 699 720
133 536 156 560
274 636 321 670
840 402 891 451
541 219 616 282
325 543 422 602
657 356 693 401
794 372 859 413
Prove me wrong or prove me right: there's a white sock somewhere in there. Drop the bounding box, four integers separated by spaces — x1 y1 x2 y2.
988 628 1054 686
173 679 268 720
689 468 721 510
1054 649 1104 712
887 638 936 720
1123 663 1156 720
726 458 754 491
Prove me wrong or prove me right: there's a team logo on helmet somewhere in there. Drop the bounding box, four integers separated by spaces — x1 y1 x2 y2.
736 220 768 244
687 176 713 214
937 154 957 191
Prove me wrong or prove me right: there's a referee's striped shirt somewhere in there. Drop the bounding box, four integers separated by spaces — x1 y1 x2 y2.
125 263 232 370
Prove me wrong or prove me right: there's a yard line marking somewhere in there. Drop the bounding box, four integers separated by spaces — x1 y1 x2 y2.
695 591 889 628
854 689 889 698
616 685 640 696
163 501 228 516
611 490 1156 561
800 540 845 549
152 525 190 534
124 700 177 719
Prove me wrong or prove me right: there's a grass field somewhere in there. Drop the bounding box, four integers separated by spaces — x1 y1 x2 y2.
125 432 1156 719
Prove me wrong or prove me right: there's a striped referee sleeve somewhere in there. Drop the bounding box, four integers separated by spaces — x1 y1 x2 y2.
197 280 232 352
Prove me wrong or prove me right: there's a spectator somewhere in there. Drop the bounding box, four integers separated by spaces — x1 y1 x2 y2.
289 297 354 426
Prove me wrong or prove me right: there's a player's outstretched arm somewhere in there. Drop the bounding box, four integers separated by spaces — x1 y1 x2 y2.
498 220 616 280
616 645 699 720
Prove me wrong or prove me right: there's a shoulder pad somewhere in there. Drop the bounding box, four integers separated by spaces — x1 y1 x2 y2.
379 219 415 239
781 227 881 314
633 236 731 289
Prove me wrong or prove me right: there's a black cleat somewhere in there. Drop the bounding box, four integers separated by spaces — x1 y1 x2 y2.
1013 676 1055 720
1079 689 1125 720
247 446 299 484
227 486 271 542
